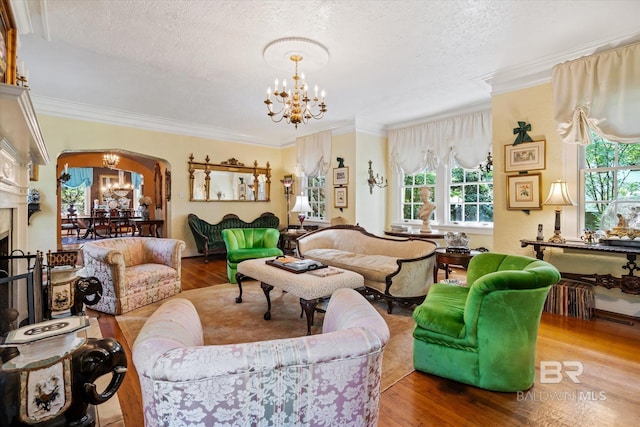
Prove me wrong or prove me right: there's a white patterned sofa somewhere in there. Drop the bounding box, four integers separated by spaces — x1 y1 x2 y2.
297 225 438 313
132 288 390 427
82 237 185 314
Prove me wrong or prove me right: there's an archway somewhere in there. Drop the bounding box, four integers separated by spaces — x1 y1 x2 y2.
56 150 170 249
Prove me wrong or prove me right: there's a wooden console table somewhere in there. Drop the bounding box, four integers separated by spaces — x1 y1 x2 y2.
130 219 164 237
520 239 640 294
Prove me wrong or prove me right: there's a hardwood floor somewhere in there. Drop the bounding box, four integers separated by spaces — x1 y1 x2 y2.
91 256 640 426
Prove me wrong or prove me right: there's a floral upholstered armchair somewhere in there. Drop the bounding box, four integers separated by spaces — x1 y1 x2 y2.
132 288 390 426
82 237 185 314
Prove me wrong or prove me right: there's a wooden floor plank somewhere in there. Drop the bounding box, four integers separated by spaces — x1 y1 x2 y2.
87 256 640 426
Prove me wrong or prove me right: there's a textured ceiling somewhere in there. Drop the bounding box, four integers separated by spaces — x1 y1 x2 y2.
10 0 640 147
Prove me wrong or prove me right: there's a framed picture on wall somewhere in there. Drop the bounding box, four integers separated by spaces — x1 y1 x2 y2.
504 140 546 172
0 0 18 84
165 169 171 201
334 186 348 208
154 162 162 208
333 167 349 185
507 173 542 210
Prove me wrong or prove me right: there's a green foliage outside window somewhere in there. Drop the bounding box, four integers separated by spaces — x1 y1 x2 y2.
583 132 640 230
402 171 436 221
306 176 326 220
61 186 86 214
449 166 493 223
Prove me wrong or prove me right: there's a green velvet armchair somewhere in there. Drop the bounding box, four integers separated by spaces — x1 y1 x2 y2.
412 252 561 392
222 228 283 284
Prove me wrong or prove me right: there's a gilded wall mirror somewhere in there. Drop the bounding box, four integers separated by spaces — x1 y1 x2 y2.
188 155 271 202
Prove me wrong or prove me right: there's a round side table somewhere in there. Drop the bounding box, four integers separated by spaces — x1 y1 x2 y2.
433 248 483 282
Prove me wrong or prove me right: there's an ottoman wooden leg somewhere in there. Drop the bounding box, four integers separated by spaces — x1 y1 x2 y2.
300 298 319 335
235 273 248 303
261 282 274 320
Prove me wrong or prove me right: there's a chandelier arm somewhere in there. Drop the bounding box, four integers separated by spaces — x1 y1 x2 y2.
264 53 326 128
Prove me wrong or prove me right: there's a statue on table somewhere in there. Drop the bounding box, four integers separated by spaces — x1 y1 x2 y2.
418 186 436 232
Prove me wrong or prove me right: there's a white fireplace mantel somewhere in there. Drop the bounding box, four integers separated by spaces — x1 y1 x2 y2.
0 83 48 250
0 83 48 166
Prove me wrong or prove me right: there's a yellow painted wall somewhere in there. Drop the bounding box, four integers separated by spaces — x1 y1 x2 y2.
492 83 570 255
493 83 639 316
30 115 285 257
330 132 357 225
356 132 387 233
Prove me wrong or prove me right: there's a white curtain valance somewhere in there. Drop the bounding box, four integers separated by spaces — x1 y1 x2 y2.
552 41 640 145
296 130 332 177
388 109 492 174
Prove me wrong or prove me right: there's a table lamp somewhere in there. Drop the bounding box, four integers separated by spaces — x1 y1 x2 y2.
291 194 312 230
543 180 576 243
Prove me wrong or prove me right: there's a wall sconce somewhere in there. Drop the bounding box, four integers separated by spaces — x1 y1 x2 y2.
367 160 387 194
280 175 294 228
479 151 493 174
543 180 576 243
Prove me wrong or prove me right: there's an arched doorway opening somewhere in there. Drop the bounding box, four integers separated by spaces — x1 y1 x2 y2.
56 150 170 249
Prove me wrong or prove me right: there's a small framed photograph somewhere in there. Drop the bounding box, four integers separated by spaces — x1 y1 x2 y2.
507 174 542 210
334 186 348 208
504 140 546 172
333 167 349 185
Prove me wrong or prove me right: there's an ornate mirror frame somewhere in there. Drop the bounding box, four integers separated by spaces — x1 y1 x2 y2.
188 154 271 202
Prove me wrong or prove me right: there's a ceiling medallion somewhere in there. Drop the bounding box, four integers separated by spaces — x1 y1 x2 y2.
263 38 329 129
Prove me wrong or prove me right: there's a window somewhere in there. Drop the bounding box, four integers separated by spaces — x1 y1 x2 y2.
304 175 326 220
402 170 436 221
60 186 86 216
449 164 493 223
581 133 640 231
400 161 493 226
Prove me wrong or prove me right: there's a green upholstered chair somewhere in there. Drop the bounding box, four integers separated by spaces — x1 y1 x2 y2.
222 228 283 284
412 252 561 392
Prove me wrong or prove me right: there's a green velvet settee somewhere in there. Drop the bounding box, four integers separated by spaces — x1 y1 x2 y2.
221 228 283 284
413 252 561 392
187 212 279 262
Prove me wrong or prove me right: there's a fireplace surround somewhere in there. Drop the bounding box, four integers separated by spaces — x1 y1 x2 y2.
0 84 48 327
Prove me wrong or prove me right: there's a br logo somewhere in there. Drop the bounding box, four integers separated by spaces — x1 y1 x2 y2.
540 361 583 384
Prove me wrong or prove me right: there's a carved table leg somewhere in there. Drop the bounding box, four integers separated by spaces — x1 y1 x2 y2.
235 273 247 303
300 298 319 335
261 282 274 320
622 254 640 276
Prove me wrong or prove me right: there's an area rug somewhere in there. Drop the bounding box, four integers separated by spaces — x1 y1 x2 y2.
116 281 416 391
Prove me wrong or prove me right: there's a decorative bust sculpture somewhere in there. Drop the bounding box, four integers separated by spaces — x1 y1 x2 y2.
418 186 436 232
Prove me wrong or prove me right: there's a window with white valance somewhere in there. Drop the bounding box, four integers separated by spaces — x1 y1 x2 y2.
552 41 640 146
388 109 492 174
295 130 332 221
388 109 493 228
295 130 332 177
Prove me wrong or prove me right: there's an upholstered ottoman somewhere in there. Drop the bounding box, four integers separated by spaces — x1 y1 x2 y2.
236 257 365 334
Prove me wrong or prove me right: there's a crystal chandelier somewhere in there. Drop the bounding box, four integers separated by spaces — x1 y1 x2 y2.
103 153 120 169
264 55 327 128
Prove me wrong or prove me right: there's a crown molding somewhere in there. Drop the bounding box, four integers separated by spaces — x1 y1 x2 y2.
481 30 640 95
387 101 491 131
31 95 282 147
